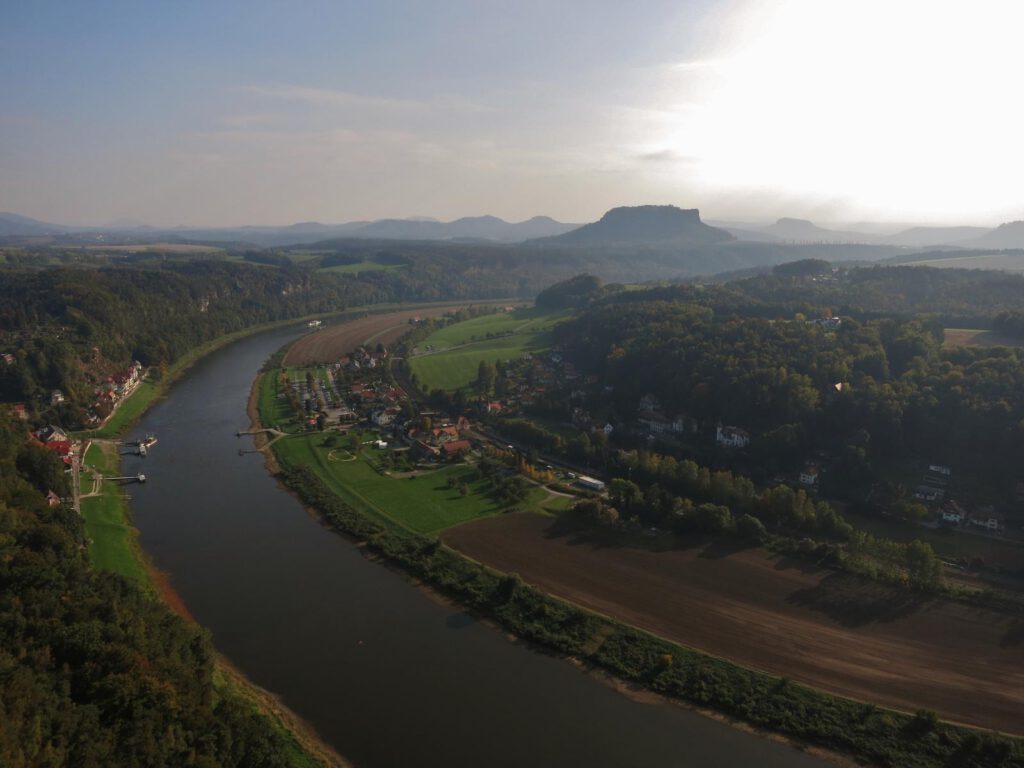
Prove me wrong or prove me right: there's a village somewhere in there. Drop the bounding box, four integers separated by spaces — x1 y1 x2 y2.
273 342 608 499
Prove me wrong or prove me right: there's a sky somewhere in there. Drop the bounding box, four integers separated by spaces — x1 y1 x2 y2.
2 0 1023 227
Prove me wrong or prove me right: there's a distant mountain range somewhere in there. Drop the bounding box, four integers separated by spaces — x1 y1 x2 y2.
530 205 732 246
0 212 579 246
4 208 1024 251
0 212 78 237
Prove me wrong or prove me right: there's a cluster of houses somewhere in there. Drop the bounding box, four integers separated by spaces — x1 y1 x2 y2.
31 425 79 506
406 417 474 462
2 340 145 424
482 349 589 419
939 500 1006 533
33 424 77 467
635 394 699 438
83 361 145 425
297 346 477 464
633 394 753 451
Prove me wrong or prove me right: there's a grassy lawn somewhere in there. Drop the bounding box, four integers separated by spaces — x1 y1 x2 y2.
274 435 511 534
79 442 150 587
259 370 299 432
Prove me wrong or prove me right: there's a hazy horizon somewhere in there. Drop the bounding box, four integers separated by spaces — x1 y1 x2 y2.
3 0 1023 228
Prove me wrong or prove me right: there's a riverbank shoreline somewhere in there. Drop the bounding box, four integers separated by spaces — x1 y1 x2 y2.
76 321 361 767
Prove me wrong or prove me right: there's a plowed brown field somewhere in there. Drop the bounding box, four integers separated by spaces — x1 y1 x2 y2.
284 303 508 366
443 512 1024 733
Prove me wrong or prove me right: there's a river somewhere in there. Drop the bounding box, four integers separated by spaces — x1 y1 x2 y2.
123 325 829 768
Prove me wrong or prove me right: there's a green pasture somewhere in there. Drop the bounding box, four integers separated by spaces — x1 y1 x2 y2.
79 442 149 587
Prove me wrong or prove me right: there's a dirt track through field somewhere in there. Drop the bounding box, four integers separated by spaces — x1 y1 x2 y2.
284 304 507 366
443 513 1024 733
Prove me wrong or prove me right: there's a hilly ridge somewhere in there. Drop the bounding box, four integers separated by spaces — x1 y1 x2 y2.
532 205 733 246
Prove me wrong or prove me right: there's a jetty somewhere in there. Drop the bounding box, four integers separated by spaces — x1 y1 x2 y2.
104 474 147 484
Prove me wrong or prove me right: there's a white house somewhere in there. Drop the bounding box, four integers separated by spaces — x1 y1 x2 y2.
799 464 820 486
716 425 751 448
968 508 1005 532
940 505 965 524
371 409 394 427
638 394 661 414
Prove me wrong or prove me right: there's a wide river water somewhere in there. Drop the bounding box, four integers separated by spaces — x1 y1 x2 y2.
124 325 829 768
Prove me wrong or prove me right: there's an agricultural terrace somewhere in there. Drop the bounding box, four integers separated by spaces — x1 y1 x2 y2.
408 307 569 391
272 431 569 534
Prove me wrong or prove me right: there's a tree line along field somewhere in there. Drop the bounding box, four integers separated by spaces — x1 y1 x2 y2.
408 307 568 391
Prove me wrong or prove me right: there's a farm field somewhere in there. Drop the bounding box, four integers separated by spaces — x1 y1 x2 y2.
283 303 508 366
84 242 224 253
408 307 567 391
944 327 1024 348
318 259 404 274
285 250 330 263
410 334 552 391
908 252 1024 272
419 306 562 348
273 433 558 533
443 511 1024 733
79 442 149 586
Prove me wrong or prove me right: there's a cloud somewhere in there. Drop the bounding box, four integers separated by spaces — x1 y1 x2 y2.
668 58 724 72
637 148 696 164
242 84 423 112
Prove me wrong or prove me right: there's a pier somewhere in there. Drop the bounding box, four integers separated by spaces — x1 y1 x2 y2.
103 474 147 484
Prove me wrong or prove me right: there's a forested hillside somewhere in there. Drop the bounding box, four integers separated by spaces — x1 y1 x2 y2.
632 262 1024 326
0 417 317 766
0 260 518 427
552 267 1024 506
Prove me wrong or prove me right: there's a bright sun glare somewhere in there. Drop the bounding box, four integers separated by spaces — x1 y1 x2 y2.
658 0 1024 222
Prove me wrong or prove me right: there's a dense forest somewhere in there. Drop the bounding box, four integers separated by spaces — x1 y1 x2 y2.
630 261 1024 327
0 417 316 766
544 268 1024 511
